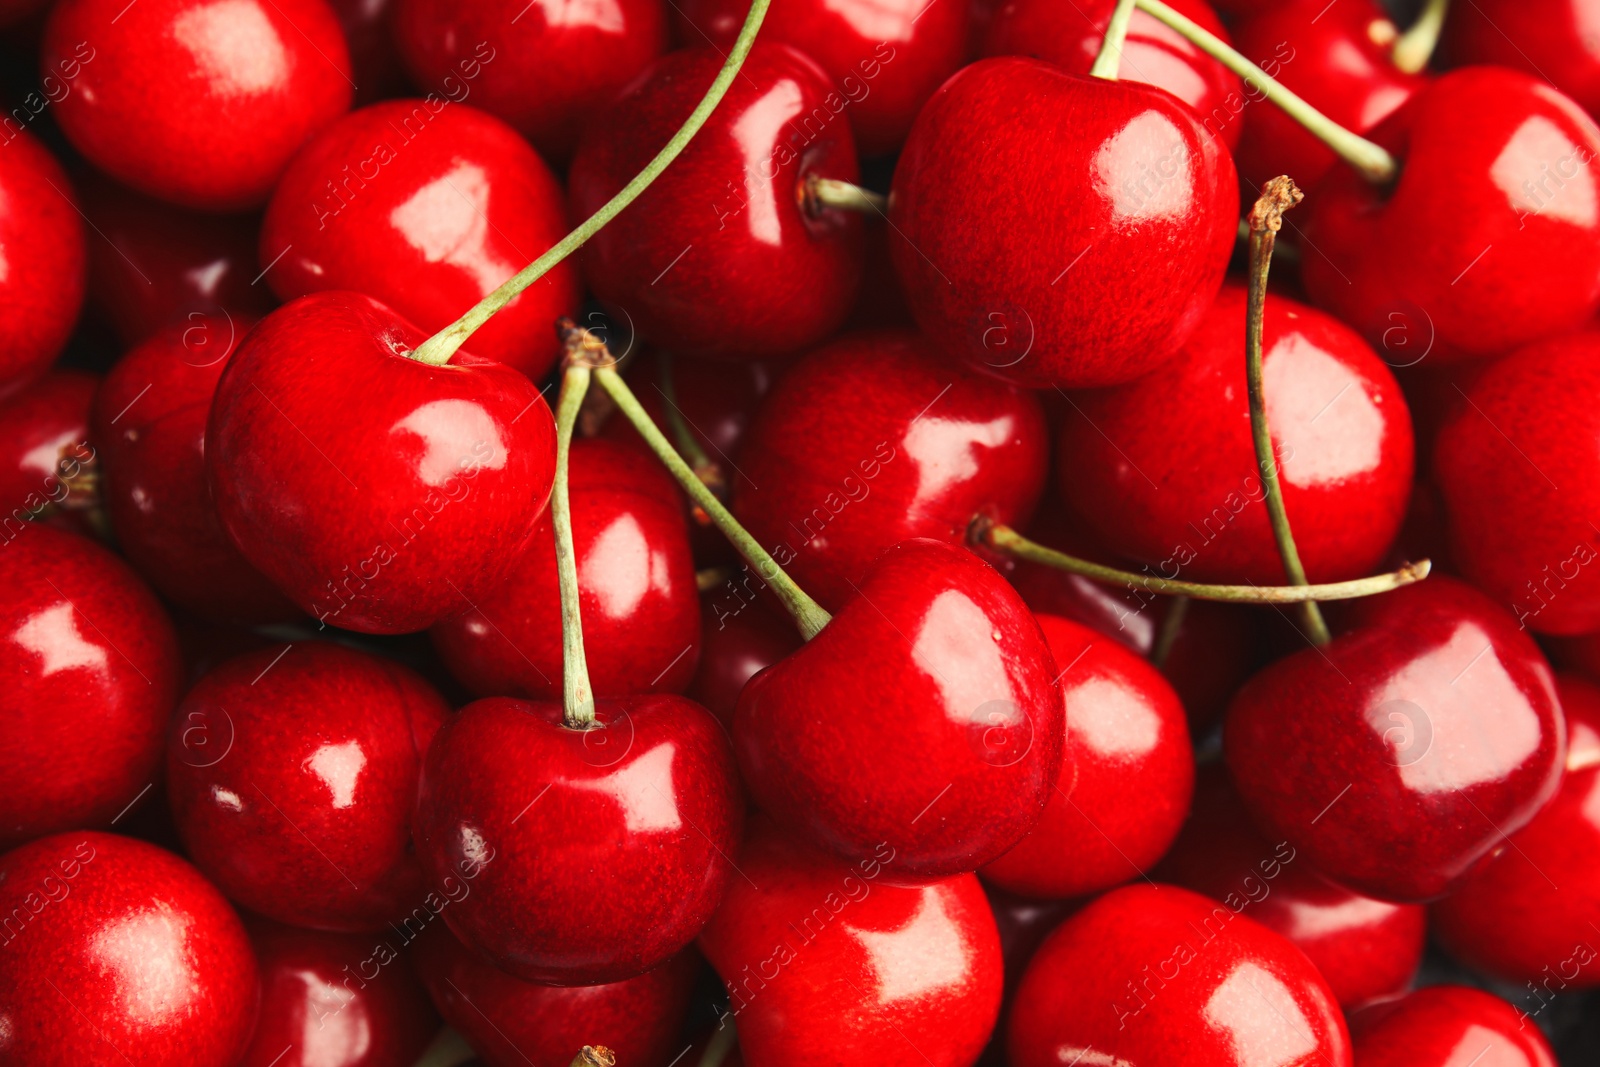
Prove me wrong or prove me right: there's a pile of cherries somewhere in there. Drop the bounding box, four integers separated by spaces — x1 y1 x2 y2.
3 0 1600 1061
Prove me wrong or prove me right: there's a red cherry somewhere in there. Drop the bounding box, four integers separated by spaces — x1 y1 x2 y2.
889 56 1238 389
1007 883 1352 1067
1434 332 1600 635
92 317 301 623
1230 0 1424 193
1057 283 1415 584
0 525 180 849
1347 985 1558 1067
205 291 557 634
734 538 1064 877
688 596 802 728
0 832 257 1067
413 924 697 1067
0 130 85 393
261 100 580 381
326 0 406 104
238 918 439 1067
0 370 99 537
568 43 865 361
1224 576 1566 903
1432 673 1600 988
733 330 1047 610
674 0 969 156
392 0 665 163
1443 0 1600 121
166 642 448 931
697 817 1003 1067
413 693 743 984
1300 68 1600 362
42 0 352 210
982 0 1244 150
1156 764 1425 1010
980 614 1193 899
431 438 701 701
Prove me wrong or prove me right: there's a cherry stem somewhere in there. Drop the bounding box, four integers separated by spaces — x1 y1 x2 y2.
805 175 886 214
1133 0 1398 184
1091 0 1139 79
589 348 832 641
405 0 774 367
1149 594 1189 668
1392 0 1448 74
1246 177 1333 646
698 1023 739 1067
658 353 725 499
553 335 600 728
974 518 1431 604
570 1049 616 1067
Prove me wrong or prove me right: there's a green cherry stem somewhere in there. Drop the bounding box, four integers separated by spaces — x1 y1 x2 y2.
552 330 600 727
658 353 725 499
1392 0 1449 74
805 175 887 214
973 517 1431 604
1246 177 1332 646
1133 0 1398 184
406 0 773 367
698 1022 740 1067
1091 0 1140 79
1149 594 1190 668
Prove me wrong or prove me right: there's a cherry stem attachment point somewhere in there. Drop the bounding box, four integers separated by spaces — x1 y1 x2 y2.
405 0 773 366
973 518 1431 605
1133 0 1398 184
805 175 887 214
553 328 601 727
570 1049 616 1067
1091 0 1140 79
657 353 725 502
1392 0 1448 74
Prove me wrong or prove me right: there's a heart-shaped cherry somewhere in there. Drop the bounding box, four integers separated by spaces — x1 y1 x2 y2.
1300 67 1600 362
1057 283 1415 585
1155 764 1425 1009
1347 985 1558 1067
568 43 865 361
42 0 352 210
982 0 1244 149
238 918 439 1067
413 922 697 1067
0 130 84 394
1007 882 1351 1066
889 55 1238 389
0 370 100 538
734 538 1064 877
980 613 1193 899
205 290 557 634
166 641 449 931
732 329 1047 610
0 832 257 1067
1443 0 1600 121
0 524 180 849
1225 576 1566 903
688 595 802 728
1431 672 1600 988
431 437 701 701
413 693 742 984
261 100 580 381
697 816 1003 1067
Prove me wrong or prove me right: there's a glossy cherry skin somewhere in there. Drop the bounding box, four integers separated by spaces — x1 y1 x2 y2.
981 0 1243 150
569 43 864 362
93 317 301 623
732 330 1048 610
1301 68 1600 363
1434 332 1600 635
889 56 1237 389
688 596 802 728
431 438 701 701
1007 882 1352 1067
675 0 968 156
42 0 352 210
77 175 275 346
414 924 697 1067
1347 985 1558 1067
0 831 258 1067
981 614 1192 899
1431 673 1600 988
414 693 742 985
1443 0 1600 121
0 525 181 849
1225 576 1566 903
1230 0 1423 193
0 130 84 394
261 100 579 381
735 538 1064 877
0 370 99 536
206 291 557 634
238 919 438 1067
1057 284 1415 585
1155 764 1425 1010
393 0 664 163
697 817 1003 1067
166 642 448 931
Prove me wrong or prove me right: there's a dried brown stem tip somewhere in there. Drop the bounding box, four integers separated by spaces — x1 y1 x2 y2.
570 1047 617 1067
556 317 620 371
1247 176 1304 235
